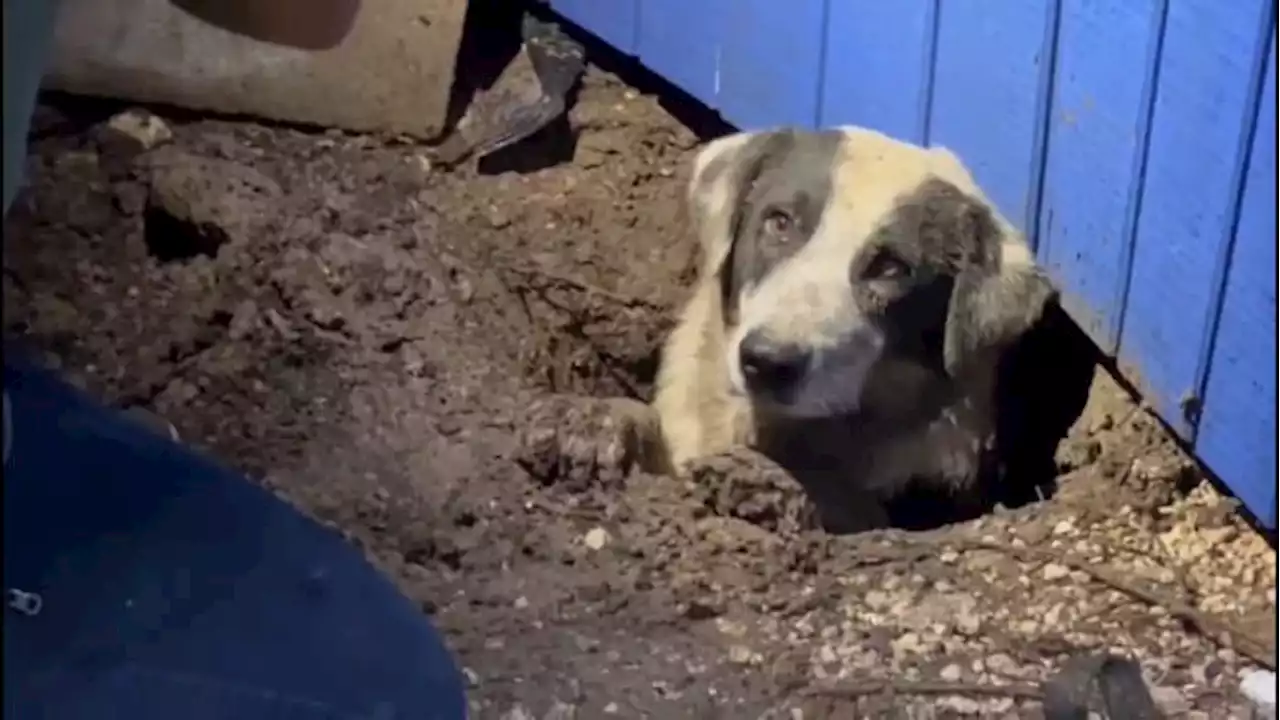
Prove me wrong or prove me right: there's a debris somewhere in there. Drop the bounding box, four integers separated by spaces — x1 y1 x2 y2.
1040 654 1159 720
104 110 173 152
1242 669 1277 719
728 645 758 666
542 701 577 720
1042 563 1071 581
502 704 535 720
1149 685 1192 716
583 527 610 551
432 12 586 167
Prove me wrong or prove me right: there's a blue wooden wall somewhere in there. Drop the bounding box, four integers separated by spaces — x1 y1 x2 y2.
549 0 1278 530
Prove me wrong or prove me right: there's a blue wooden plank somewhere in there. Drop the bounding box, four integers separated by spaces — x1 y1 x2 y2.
1037 0 1166 353
926 0 1057 237
550 0 639 55
818 0 937 144
637 0 721 107
1117 0 1273 440
716 0 827 130
1196 31 1277 530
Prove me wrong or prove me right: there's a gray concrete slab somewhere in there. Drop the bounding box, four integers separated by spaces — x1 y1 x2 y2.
45 0 466 138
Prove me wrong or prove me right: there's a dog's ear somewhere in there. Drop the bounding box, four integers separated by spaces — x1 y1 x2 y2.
686 131 780 277
934 187 1056 378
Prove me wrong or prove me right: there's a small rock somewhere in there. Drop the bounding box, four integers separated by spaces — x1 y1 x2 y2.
1052 519 1075 536
1042 563 1071 581
1149 686 1192 716
937 695 982 715
715 618 748 638
543 701 577 720
864 589 890 610
513 596 529 610
989 698 1014 714
956 607 982 637
105 109 173 151
940 663 963 682
728 645 756 665
984 653 1017 677
502 704 535 720
602 702 619 714
892 632 923 657
583 527 611 551
485 205 511 228
1043 604 1065 629
1241 670 1278 719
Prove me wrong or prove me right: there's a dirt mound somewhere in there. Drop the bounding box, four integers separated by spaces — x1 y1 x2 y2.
4 71 1274 718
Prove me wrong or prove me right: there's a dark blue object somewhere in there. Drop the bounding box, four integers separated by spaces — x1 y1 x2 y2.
2 354 469 719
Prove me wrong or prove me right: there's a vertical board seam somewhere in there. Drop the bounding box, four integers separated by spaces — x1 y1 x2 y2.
1191 0 1278 443
1025 0 1063 253
1112 0 1172 356
713 0 723 103
919 0 941 145
631 0 641 56
813 0 834 128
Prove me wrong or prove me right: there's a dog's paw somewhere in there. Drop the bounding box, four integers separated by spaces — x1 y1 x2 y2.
515 395 659 491
687 447 820 535
688 447 891 535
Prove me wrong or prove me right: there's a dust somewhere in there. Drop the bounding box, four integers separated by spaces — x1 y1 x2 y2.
4 70 1274 718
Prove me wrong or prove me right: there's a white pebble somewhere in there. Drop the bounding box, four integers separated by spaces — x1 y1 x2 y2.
1241 670 1277 719
1042 563 1070 581
502 704 534 720
583 527 610 551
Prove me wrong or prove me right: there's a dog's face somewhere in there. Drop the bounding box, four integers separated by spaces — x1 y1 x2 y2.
686 126 1053 419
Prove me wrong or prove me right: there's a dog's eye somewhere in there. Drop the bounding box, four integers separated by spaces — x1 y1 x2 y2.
761 209 794 237
865 251 911 280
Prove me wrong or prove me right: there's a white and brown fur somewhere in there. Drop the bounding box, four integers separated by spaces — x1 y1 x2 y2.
651 126 1056 531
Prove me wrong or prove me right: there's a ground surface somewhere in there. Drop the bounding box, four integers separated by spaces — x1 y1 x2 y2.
4 70 1276 719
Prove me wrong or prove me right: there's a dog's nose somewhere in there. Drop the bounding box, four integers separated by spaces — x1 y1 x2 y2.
738 331 811 395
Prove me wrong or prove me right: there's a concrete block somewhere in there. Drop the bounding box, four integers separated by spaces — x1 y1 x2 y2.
45 0 466 138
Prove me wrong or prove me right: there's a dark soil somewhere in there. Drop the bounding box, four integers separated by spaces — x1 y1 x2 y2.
5 69 1271 719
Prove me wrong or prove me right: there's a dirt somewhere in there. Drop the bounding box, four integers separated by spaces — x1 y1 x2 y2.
4 70 1275 719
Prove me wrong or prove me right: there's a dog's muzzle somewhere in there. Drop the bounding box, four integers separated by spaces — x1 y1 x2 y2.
737 330 813 400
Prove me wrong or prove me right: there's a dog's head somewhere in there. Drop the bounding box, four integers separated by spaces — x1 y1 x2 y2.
686 126 1055 419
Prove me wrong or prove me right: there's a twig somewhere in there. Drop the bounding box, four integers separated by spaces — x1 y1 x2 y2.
806 678 1043 701
503 263 654 399
504 263 664 310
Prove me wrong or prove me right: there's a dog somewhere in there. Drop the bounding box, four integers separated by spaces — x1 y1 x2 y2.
651 126 1056 531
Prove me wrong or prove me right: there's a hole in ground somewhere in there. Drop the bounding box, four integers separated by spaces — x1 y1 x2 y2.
517 280 1097 535
490 6 1098 533
875 301 1099 531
